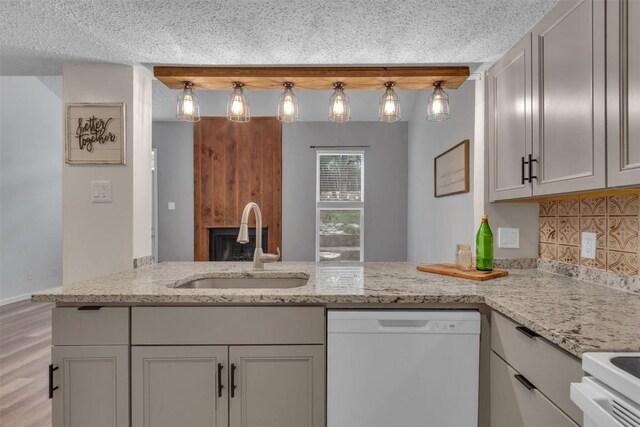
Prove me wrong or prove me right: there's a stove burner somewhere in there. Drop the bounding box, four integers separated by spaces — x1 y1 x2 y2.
611 356 640 380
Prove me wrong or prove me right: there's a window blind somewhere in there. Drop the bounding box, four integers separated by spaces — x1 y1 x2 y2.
317 153 363 202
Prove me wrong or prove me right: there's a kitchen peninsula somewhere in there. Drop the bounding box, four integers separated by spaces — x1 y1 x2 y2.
32 261 640 358
33 261 640 426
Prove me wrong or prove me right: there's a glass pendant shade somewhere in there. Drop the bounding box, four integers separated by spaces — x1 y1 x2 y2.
426 81 450 122
176 82 200 122
278 82 299 123
379 82 401 122
329 82 350 123
227 82 250 122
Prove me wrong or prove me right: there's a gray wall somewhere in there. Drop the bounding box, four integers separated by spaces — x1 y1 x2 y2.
407 81 476 263
0 76 62 304
283 122 408 261
153 121 408 262
152 122 194 261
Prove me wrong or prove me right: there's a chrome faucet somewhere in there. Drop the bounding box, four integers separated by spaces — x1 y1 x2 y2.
237 202 280 270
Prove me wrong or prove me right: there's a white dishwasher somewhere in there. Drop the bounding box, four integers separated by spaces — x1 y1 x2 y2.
327 310 480 427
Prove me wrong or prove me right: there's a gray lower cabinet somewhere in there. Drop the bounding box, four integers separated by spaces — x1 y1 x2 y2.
51 345 129 427
488 33 533 201
490 311 582 427
132 346 229 427
607 0 640 187
229 345 325 427
129 306 326 427
490 352 577 427
531 0 606 195
131 344 325 427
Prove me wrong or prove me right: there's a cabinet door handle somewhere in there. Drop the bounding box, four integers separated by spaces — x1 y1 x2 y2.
528 154 538 182
77 306 103 310
514 374 536 391
515 325 540 339
521 156 527 184
217 363 224 397
48 364 59 398
230 363 237 398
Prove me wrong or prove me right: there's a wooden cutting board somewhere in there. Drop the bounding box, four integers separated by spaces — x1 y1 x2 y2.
417 263 508 281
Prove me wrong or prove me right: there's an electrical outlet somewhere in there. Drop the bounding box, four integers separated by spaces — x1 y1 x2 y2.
582 232 597 259
91 180 112 203
52 267 58 277
27 271 33 280
498 228 520 249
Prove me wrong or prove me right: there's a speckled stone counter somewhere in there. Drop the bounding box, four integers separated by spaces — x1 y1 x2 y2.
31 262 640 358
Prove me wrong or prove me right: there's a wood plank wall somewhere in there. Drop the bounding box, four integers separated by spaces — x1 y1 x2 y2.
194 117 282 260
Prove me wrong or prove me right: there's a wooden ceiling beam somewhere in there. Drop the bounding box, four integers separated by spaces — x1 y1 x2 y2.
154 66 470 90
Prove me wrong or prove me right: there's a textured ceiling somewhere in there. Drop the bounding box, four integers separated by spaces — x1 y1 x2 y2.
1 0 558 76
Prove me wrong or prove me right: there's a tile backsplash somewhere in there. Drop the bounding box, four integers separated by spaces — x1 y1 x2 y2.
539 194 640 276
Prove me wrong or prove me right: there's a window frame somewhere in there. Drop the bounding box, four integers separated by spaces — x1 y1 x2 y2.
315 150 365 262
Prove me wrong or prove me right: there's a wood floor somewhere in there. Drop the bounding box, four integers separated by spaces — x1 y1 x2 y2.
0 300 53 427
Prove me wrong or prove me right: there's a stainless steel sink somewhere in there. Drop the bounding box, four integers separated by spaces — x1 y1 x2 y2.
176 276 308 289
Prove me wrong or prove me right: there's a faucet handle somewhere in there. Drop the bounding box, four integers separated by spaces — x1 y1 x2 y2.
260 247 281 263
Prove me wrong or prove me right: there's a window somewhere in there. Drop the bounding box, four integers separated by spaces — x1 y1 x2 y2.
316 152 364 262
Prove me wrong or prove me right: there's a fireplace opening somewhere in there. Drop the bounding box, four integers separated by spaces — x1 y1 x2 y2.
209 227 268 261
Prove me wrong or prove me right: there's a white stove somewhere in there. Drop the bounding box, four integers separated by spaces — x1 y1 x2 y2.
571 353 640 427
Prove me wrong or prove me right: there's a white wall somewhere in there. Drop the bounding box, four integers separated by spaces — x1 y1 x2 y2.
0 76 62 304
132 67 153 259
407 82 476 263
62 64 152 284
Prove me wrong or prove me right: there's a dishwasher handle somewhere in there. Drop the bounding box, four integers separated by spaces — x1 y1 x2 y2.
378 319 430 328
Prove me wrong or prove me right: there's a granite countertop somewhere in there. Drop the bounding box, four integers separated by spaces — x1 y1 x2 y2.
31 261 640 358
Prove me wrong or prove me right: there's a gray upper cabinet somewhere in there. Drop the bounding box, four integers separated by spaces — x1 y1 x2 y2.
229 345 325 427
607 0 640 187
531 0 606 195
488 33 533 201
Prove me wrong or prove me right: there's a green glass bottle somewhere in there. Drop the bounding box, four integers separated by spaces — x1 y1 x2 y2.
476 215 494 271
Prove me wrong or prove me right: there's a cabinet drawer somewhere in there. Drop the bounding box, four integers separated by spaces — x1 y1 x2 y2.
490 352 578 427
132 306 325 345
491 311 583 424
52 307 129 345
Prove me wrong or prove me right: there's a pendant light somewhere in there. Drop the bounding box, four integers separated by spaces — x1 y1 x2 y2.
227 82 250 122
329 82 350 123
277 82 299 123
378 81 401 122
176 81 200 122
426 81 450 122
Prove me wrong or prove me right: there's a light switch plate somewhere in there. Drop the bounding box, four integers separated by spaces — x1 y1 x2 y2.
498 228 520 249
582 232 597 259
168 202 176 210
91 180 112 203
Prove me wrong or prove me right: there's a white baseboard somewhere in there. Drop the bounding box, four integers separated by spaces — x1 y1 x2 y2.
0 292 33 306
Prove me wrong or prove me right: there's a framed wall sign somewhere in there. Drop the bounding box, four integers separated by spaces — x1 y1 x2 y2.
65 103 126 164
434 139 470 197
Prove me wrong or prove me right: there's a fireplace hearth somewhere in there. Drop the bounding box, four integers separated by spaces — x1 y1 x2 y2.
209 227 268 261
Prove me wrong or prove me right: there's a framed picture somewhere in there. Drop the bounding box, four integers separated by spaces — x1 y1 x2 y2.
65 103 126 164
434 139 470 197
